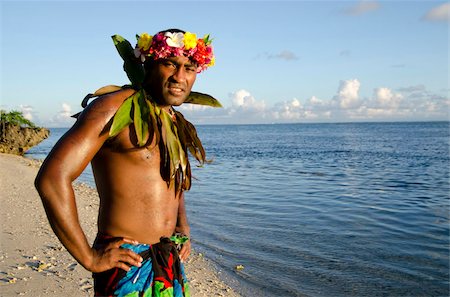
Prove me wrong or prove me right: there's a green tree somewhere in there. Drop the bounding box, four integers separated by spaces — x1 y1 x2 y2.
1 110 38 140
0 110 36 128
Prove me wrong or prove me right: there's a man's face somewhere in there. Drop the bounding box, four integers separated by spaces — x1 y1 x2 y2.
145 56 197 108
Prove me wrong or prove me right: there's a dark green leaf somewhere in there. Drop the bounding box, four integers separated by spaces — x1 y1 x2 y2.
111 35 134 60
160 111 181 172
132 91 150 146
146 95 160 147
109 95 134 137
185 91 222 107
111 35 145 87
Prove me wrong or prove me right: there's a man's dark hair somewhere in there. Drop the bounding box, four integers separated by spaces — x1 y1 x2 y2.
159 28 185 34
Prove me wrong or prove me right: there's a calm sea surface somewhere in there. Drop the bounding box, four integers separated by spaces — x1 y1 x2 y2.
26 122 450 297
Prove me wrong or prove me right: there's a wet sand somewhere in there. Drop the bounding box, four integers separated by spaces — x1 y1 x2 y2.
0 153 240 296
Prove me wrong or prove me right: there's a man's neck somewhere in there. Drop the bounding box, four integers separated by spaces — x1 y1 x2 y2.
160 105 172 113
160 106 177 121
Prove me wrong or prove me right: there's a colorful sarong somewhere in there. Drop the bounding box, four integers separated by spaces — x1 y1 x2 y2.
93 234 190 297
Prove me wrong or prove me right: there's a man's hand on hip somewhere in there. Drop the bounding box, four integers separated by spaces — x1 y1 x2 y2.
88 238 143 273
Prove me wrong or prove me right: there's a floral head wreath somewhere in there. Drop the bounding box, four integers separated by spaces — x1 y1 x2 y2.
134 31 215 73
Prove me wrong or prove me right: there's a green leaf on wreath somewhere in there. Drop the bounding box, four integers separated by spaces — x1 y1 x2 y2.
160 110 182 173
133 90 150 146
185 91 222 107
146 98 160 146
111 35 145 87
109 95 134 137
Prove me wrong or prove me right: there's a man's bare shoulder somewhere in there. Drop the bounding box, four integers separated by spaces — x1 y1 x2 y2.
79 88 136 121
64 88 136 142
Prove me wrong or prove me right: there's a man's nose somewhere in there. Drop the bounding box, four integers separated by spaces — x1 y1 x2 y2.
172 66 186 82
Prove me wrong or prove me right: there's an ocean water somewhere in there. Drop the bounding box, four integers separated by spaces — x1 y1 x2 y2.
26 122 450 297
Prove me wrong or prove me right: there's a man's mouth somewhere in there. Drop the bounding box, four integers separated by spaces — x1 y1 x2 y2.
167 85 185 96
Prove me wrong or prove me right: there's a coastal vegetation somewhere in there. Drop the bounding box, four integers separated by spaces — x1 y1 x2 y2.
0 110 49 155
1 110 36 128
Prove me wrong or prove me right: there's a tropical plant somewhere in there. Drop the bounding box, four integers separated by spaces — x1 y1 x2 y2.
1 110 37 141
0 110 36 127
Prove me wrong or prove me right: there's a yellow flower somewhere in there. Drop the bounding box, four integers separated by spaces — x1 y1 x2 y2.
137 33 152 51
208 56 215 66
183 32 198 50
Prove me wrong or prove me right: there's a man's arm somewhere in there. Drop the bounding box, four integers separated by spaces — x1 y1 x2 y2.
35 90 142 272
176 191 191 262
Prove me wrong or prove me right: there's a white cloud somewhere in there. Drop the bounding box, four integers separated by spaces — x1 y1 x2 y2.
178 104 208 112
344 0 380 16
335 79 361 109
19 105 34 121
230 89 251 107
353 106 409 119
229 89 266 111
273 98 303 121
423 3 449 22
181 81 449 125
374 87 403 108
177 90 267 124
48 102 76 127
291 98 301 108
307 96 325 107
271 98 327 122
271 96 334 122
60 103 72 117
344 85 448 120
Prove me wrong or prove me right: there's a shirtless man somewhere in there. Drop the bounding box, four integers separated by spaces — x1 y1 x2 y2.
35 29 216 296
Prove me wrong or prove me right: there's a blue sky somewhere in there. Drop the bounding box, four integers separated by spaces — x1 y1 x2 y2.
1 0 449 127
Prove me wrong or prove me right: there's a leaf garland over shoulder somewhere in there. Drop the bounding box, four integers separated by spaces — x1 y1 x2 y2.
75 34 222 193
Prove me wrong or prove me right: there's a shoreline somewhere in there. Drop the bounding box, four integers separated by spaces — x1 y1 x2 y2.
0 153 241 296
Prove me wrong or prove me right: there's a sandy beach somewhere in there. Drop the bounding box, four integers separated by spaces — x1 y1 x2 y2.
0 153 240 297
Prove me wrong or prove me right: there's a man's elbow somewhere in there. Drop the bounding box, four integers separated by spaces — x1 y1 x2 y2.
35 168 49 199
34 166 63 201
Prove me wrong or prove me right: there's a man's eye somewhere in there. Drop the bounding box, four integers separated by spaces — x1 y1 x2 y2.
164 62 176 68
186 66 196 72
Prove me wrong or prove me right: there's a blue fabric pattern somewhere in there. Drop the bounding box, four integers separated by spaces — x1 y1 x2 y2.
114 244 154 296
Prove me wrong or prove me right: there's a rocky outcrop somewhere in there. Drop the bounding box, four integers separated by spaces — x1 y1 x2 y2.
0 123 50 155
